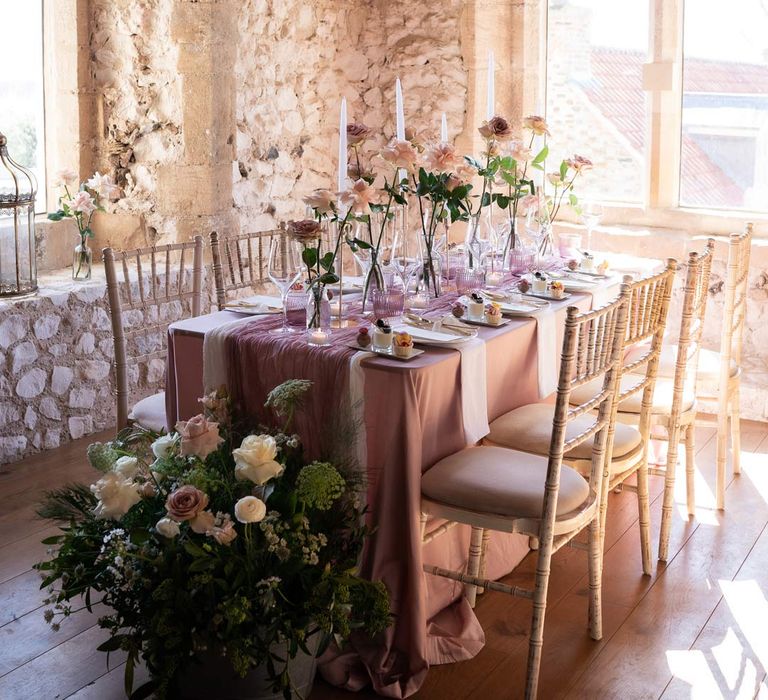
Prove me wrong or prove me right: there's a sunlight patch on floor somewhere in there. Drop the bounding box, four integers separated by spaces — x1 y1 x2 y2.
666 649 724 699
720 580 768 679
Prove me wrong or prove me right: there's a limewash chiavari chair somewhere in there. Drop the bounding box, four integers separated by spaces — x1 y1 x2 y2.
486 262 677 575
621 242 715 560
420 293 629 700
703 224 752 510
211 226 305 311
103 237 204 433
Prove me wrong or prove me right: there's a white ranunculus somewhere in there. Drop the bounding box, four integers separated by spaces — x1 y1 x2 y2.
113 456 139 478
233 435 284 485
234 496 267 524
91 472 141 520
151 433 176 460
155 517 180 539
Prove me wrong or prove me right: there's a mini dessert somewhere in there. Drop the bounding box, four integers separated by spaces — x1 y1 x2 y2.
468 292 485 321
567 258 579 271
580 252 595 272
532 272 548 294
372 319 392 350
393 331 414 358
517 278 531 294
451 302 466 319
597 260 610 276
549 280 565 299
356 326 371 348
484 302 503 326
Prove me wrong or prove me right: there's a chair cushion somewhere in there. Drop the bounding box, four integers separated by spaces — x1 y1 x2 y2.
128 392 168 433
624 343 737 382
569 375 695 415
421 446 590 518
487 403 642 461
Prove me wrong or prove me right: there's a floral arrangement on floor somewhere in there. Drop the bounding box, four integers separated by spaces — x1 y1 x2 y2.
47 169 121 281
35 380 391 700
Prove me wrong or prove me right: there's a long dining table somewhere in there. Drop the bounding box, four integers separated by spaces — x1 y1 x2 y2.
164 252 662 698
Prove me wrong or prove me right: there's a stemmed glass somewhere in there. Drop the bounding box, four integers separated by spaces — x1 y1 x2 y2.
268 235 302 335
580 201 603 253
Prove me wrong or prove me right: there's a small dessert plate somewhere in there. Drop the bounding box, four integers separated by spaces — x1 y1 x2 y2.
347 343 425 361
523 290 572 301
496 299 551 316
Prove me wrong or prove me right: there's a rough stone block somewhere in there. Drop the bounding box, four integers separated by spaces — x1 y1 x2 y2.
69 388 96 409
40 397 62 421
51 366 74 395
16 368 47 399
68 416 93 440
34 314 61 340
0 316 27 349
12 342 38 374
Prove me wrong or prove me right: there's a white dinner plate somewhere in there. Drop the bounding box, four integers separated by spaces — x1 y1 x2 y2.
393 324 477 347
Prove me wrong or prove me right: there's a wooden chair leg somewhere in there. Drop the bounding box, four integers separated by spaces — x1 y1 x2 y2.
524 534 555 700
465 527 484 608
477 529 491 595
658 423 682 563
636 460 653 575
419 512 428 542
716 408 729 510
587 515 603 641
730 386 742 476
528 535 540 550
685 424 696 517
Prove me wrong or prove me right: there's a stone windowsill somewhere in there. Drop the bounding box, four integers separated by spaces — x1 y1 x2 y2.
0 266 107 312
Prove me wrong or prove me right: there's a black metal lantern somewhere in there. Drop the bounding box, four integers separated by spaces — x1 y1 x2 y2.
0 132 37 296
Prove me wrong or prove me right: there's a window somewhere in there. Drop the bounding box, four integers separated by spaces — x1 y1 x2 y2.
680 0 768 210
545 0 768 216
0 1 46 212
546 0 649 204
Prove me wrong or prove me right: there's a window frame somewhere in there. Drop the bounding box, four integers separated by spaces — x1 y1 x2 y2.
543 0 768 237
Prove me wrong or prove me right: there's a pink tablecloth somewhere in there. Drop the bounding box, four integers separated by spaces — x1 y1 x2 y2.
165 289 602 697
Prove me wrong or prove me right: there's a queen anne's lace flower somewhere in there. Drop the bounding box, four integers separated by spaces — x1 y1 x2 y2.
295 461 346 511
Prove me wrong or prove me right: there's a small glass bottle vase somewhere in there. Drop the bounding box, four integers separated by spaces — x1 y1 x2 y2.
73 238 92 281
305 285 331 332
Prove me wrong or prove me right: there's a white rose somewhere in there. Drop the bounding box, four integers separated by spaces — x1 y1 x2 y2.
91 472 141 520
155 517 180 539
151 433 176 460
113 456 139 478
233 435 284 485
234 496 267 524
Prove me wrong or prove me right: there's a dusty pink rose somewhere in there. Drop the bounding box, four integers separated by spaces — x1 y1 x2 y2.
423 142 460 174
287 219 322 243
509 141 533 162
380 139 419 172
189 509 216 534
70 190 96 216
518 194 541 214
199 387 229 424
207 513 237 546
523 115 550 136
86 172 121 200
175 414 223 459
346 122 371 146
478 116 513 141
338 179 378 215
347 163 374 182
566 154 593 172
165 485 209 522
302 189 335 214
547 173 566 187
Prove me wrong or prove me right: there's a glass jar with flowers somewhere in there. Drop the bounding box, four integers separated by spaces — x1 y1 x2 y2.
47 170 120 280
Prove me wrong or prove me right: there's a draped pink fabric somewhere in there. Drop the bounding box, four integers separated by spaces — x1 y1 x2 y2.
165 289 599 697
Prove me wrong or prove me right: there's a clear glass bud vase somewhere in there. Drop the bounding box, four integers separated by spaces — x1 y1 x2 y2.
73 238 92 281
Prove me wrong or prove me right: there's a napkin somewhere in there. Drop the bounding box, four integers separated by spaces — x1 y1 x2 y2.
348 351 369 471
203 315 257 393
588 279 617 309
457 337 490 444
536 307 558 399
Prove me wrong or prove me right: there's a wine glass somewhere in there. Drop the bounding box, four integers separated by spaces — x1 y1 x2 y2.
580 201 603 253
268 235 302 334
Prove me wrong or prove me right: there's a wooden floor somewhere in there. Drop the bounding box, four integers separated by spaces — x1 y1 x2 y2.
2 420 768 699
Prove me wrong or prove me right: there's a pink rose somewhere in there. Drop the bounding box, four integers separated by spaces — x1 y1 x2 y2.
565 154 593 172
165 485 209 522
509 141 533 162
523 115 550 136
189 509 216 534
338 179 379 215
347 163 374 182
423 142 460 174
70 190 96 216
478 116 513 141
287 219 322 243
175 414 223 459
207 513 237 546
346 122 371 146
302 189 335 215
380 139 419 172
519 194 541 214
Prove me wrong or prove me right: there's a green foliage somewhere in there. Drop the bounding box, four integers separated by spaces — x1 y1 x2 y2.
295 462 345 511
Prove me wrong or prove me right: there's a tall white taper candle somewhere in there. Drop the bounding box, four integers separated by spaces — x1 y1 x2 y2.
395 78 405 140
441 113 448 142
338 97 347 193
486 51 495 120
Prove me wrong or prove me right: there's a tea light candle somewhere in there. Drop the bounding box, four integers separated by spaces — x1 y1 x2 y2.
329 298 343 317
486 271 503 287
308 329 330 346
409 293 428 309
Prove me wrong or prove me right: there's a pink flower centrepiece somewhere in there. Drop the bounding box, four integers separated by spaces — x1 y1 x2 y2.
287 219 322 243
478 116 513 141
566 154 593 172
523 115 550 136
70 190 96 216
423 142 461 174
302 189 335 215
338 179 379 215
165 485 209 522
175 414 223 459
